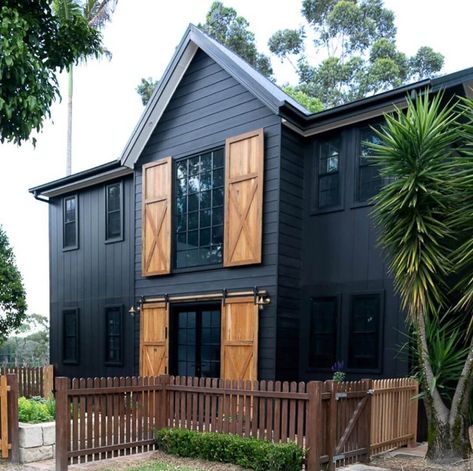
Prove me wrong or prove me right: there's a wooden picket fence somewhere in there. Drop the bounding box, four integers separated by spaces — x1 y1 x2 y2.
55 376 418 471
0 365 54 399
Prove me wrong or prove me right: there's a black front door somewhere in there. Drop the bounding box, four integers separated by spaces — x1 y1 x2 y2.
170 304 221 378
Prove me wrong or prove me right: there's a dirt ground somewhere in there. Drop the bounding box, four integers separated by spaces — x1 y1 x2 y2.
370 454 473 471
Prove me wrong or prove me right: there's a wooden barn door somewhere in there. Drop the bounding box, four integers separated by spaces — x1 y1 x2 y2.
140 302 169 376
221 297 258 380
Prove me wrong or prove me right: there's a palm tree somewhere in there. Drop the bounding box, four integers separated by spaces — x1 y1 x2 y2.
53 0 118 175
370 93 473 461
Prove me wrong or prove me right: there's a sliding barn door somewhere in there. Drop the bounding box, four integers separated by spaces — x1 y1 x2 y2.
142 157 172 276
140 302 169 376
224 129 264 266
221 297 258 380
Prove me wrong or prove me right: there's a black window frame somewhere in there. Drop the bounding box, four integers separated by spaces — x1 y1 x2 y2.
347 292 384 373
308 296 339 371
173 148 225 271
63 308 79 365
311 134 344 213
354 125 383 205
104 305 124 366
105 181 124 243
63 194 79 251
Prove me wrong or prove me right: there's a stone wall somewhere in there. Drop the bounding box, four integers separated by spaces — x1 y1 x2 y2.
19 422 55 463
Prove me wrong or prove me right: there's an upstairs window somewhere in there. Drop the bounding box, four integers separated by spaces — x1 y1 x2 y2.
105 306 123 365
63 309 79 364
175 149 224 269
63 195 78 250
348 294 382 370
105 182 123 242
308 297 338 369
316 137 341 209
356 127 382 202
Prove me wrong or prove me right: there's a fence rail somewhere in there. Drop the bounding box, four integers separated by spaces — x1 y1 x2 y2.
55 375 418 471
0 366 54 399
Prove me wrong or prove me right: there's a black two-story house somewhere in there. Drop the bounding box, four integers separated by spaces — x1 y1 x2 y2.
30 25 473 382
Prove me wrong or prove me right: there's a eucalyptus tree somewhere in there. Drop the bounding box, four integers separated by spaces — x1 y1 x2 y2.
371 94 473 460
53 0 118 175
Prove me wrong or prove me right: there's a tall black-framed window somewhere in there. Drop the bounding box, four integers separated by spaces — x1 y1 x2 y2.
348 294 382 370
63 308 79 364
105 305 123 365
356 126 382 202
315 137 341 209
308 297 338 369
174 148 224 269
105 181 123 242
170 304 221 378
63 195 78 250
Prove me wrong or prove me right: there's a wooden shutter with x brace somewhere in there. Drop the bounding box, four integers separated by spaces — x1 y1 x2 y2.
224 129 264 266
142 158 172 276
221 297 258 380
140 302 169 376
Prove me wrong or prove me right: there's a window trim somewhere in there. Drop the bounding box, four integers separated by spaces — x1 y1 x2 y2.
105 181 124 243
347 291 384 374
353 124 383 206
104 304 124 366
172 147 225 270
311 134 345 215
63 194 79 251
307 296 340 372
62 308 79 365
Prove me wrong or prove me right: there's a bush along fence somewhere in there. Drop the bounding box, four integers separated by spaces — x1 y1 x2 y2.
54 375 418 471
0 366 54 399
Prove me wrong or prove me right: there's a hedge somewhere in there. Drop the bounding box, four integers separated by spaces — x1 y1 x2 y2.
155 428 304 471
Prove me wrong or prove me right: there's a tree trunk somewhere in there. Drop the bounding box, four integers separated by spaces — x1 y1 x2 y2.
66 66 73 176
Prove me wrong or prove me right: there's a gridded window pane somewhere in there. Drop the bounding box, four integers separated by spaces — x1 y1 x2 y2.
348 295 381 370
63 309 79 363
317 138 341 209
175 149 225 269
308 298 337 369
63 196 77 248
106 182 123 241
105 307 122 364
357 127 382 202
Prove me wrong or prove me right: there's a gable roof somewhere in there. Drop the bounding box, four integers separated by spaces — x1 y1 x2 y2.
120 24 310 168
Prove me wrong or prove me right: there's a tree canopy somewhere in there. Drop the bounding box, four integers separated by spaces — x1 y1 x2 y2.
0 226 27 342
0 0 102 145
269 0 444 107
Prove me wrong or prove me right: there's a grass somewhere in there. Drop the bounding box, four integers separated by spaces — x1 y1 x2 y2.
103 462 205 471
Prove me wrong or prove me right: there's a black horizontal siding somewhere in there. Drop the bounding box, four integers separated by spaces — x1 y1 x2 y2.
276 127 305 381
49 176 135 378
134 49 281 380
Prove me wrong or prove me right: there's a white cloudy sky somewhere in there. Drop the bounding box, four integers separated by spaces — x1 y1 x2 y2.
0 0 471 318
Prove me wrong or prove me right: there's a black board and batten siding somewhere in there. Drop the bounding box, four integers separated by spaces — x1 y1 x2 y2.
299 126 407 381
49 176 135 378
134 50 281 380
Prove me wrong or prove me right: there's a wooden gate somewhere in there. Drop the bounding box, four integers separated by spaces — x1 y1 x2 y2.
325 380 372 469
0 374 20 461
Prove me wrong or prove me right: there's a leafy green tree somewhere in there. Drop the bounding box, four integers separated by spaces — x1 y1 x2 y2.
371 94 473 461
53 0 118 175
269 0 445 107
136 1 273 106
0 226 27 342
282 86 323 112
0 0 102 145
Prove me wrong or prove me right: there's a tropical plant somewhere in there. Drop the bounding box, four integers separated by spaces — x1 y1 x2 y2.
53 0 118 175
0 0 101 145
269 0 444 108
370 93 473 461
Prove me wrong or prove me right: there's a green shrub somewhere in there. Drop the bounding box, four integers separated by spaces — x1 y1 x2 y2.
155 428 304 471
18 396 55 423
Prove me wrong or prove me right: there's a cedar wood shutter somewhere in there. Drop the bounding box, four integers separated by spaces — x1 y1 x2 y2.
224 129 264 266
142 158 172 276
140 303 169 376
221 297 258 380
